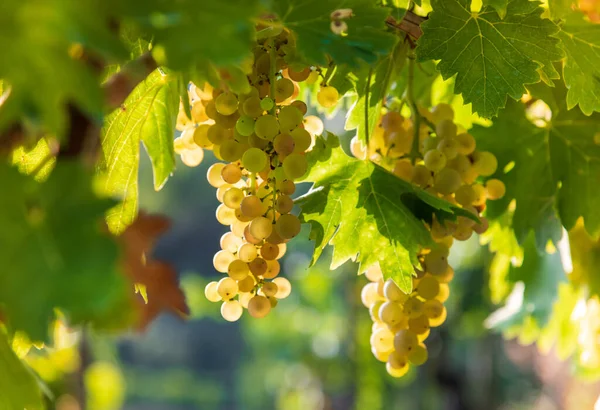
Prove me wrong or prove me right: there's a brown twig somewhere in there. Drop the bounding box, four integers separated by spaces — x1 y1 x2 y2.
386 10 426 40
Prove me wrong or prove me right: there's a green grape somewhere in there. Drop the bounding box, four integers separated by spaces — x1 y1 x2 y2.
243 96 264 118
423 149 447 172
486 178 506 200
278 106 303 133
275 214 301 239
249 216 273 240
275 194 293 214
408 315 430 335
370 327 394 352
317 85 339 108
273 133 295 156
288 67 310 82
291 100 308 115
238 243 258 262
383 279 408 303
393 329 419 355
217 276 238 299
424 247 449 275
216 204 236 225
379 301 404 326
361 282 380 307
216 184 231 203
437 137 458 160
228 259 249 281
423 299 444 320
370 301 384 321
435 119 457 138
204 281 221 302
417 276 440 300
221 163 242 184
275 78 294 102
220 140 244 162
215 91 239 116
248 134 269 149
455 132 476 155
249 257 268 276
473 151 498 176
386 352 409 377
264 259 280 279
207 124 230 145
236 115 256 136
431 103 454 124
262 281 278 297
232 219 250 237
223 187 244 209
291 127 311 153
454 184 476 207
283 153 308 179
248 295 271 318
205 101 218 119
260 97 274 111
238 275 256 293
403 297 423 319
260 243 280 260
433 168 461 195
242 147 268 172
180 147 204 167
428 305 447 327
207 163 227 188
411 165 432 188
306 70 320 85
471 183 487 206
277 179 296 195
254 114 280 140
193 124 213 148
220 232 243 254
221 300 243 322
273 277 291 299
421 136 438 153
408 343 428 366
240 195 265 218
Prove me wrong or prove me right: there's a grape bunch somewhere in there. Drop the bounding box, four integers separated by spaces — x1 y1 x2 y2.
353 104 505 377
174 29 326 321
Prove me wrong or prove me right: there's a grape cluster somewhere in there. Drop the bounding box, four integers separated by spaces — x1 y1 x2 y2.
174 29 326 321
353 104 505 377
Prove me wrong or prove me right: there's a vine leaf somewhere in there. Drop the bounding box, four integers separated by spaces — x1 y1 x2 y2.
297 136 474 292
346 41 409 144
557 12 600 115
0 0 127 137
473 90 600 244
0 332 44 410
0 162 132 341
569 222 600 298
483 0 508 18
274 0 398 67
547 0 575 20
417 0 563 118
119 213 189 329
100 69 178 234
486 232 566 330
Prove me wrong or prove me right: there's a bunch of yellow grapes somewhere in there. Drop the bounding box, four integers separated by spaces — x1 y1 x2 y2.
173 28 330 321
354 104 505 377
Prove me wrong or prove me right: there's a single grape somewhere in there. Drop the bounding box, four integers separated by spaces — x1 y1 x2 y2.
288 67 311 82
228 259 249 281
216 204 236 225
417 276 440 300
221 300 243 322
244 97 264 118
262 281 278 297
249 216 273 240
383 279 408 303
220 232 243 254
238 275 256 293
275 194 294 214
260 97 274 112
424 149 447 172
365 264 383 282
207 124 230 145
435 119 457 139
317 85 339 108
473 151 498 176
411 165 432 188
303 115 324 136
379 301 404 326
240 195 265 218
394 329 419 355
291 100 308 115
249 257 268 276
275 78 294 102
393 160 413 181
370 327 394 352
278 106 303 133
217 277 238 300
291 128 312 153
248 295 271 318
213 250 236 273
454 185 476 207
351 136 367 159
455 132 476 155
437 137 458 160
433 168 461 195
260 243 280 260
181 147 204 167
193 124 213 148
264 259 281 279
277 179 296 195
219 140 244 162
431 103 454 124
403 297 424 319
424 248 449 275
408 343 428 366
215 91 238 116
221 164 242 184
238 243 258 263
283 153 308 179
408 315 430 335
254 114 280 140
275 214 301 239
273 277 292 299
242 147 268 173
204 281 221 302
486 178 506 200
361 282 380 307
236 115 256 137
273 133 295 156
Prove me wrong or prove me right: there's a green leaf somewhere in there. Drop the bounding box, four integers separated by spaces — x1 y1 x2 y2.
417 0 563 118
100 69 178 234
275 0 398 67
297 135 472 292
483 0 508 18
472 100 563 249
557 12 600 115
0 162 131 341
126 0 259 70
0 332 44 410
0 0 128 136
346 41 409 144
486 232 566 330
10 138 56 182
569 223 600 297
548 0 575 20
391 60 438 109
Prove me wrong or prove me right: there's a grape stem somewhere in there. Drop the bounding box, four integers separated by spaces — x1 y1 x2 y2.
407 54 421 165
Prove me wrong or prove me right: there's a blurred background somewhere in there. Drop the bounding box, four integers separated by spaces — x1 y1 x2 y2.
25 114 600 410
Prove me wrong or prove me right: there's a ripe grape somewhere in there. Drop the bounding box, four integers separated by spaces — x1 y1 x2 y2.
238 243 258 263
221 164 242 184
181 147 204 167
379 301 403 326
317 86 339 108
204 281 221 302
291 128 312 153
436 119 457 138
217 277 238 300
275 194 294 214
228 259 249 281
254 114 280 140
394 329 419 355
278 179 296 195
236 115 256 136
240 195 265 218
275 78 294 102
433 168 461 195
473 151 498 176
242 148 268 173
283 153 307 179
248 295 271 318
249 257 268 276
249 216 273 240
262 281 278 297
273 133 295 156
417 276 440 300
221 300 243 322
486 178 506 200
455 132 476 155
424 149 447 172
408 344 428 365
273 277 292 298
260 97 274 111
215 91 238 116
275 214 301 239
